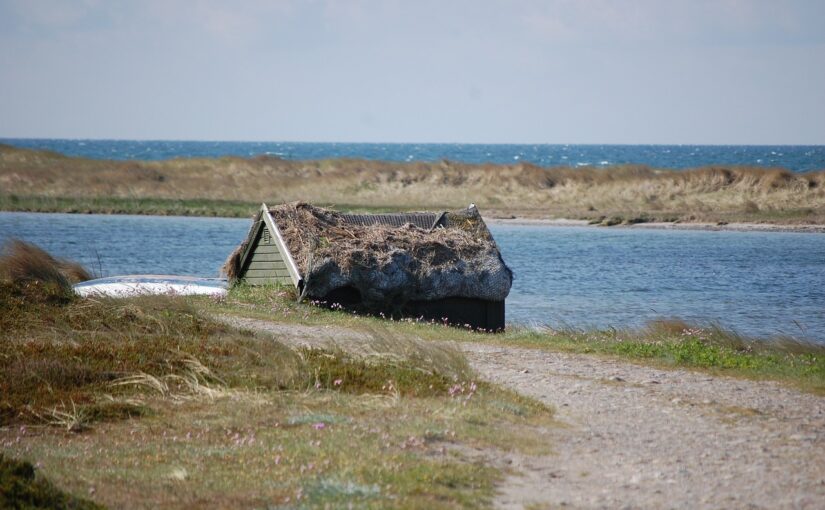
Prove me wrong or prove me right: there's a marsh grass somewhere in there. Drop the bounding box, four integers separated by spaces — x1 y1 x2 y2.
2 144 823 224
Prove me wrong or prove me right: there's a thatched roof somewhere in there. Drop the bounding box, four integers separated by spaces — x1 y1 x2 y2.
224 202 513 304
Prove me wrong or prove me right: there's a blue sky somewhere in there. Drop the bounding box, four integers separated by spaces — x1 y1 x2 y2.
0 0 823 144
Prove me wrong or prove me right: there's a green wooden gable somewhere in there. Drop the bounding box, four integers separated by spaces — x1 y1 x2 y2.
238 204 303 287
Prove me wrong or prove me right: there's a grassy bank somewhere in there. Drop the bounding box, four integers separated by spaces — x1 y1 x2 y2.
2 143 824 224
217 286 825 396
1 243 554 509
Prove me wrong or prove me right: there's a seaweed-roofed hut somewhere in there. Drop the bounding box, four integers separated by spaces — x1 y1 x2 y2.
223 202 513 331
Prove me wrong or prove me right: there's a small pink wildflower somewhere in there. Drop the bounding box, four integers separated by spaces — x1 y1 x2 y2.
312 422 326 430
333 379 343 386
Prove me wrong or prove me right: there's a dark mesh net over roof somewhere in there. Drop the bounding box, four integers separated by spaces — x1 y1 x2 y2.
338 213 442 230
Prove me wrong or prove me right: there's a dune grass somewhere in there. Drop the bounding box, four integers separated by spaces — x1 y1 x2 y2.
2 143 823 224
0 244 555 509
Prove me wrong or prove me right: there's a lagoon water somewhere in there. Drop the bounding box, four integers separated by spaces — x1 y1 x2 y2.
1 212 823 343
3 138 824 172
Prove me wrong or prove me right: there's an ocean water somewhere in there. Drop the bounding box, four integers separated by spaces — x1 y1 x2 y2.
2 138 824 172
1 212 823 343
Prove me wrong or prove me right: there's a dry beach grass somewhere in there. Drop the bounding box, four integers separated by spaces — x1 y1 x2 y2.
2 143 824 224
0 243 555 508
0 239 91 289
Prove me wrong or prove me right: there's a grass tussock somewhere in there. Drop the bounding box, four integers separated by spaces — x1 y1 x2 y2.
0 239 91 291
2 144 823 224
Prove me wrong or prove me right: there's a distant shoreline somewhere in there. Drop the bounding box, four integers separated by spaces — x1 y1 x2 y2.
3 139 824 173
2 206 823 234
2 143 824 229
486 217 825 233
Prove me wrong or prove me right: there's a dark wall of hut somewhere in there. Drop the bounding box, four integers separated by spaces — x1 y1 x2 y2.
313 287 505 332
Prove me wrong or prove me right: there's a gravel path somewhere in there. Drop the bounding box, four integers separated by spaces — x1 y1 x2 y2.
465 343 825 509
220 316 825 509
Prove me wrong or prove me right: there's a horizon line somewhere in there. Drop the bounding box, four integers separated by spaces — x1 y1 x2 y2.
1 137 823 147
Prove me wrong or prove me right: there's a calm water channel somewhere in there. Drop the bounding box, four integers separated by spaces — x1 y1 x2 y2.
1 212 823 343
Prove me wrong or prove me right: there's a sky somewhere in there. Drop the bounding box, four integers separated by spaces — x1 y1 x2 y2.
0 0 823 144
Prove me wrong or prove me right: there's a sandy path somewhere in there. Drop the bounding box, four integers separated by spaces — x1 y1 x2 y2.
221 317 825 509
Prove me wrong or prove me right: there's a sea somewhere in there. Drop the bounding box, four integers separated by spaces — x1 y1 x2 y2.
2 138 825 172
1 139 824 342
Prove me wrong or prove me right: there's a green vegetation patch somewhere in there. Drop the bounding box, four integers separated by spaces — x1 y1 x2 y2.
510 322 825 394
302 347 464 397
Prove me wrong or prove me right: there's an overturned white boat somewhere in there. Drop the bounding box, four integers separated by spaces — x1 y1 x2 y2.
73 275 227 298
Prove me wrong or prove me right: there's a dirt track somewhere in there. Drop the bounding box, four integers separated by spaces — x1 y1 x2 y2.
221 316 825 509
